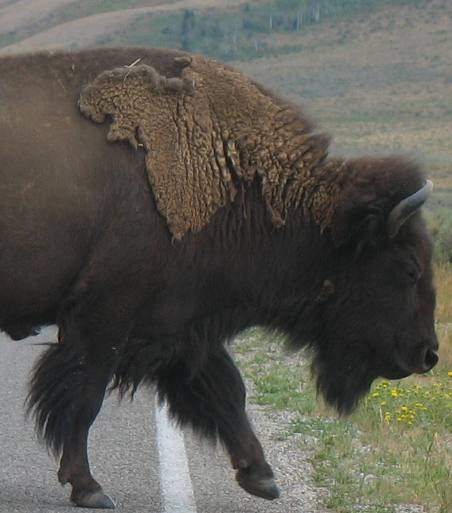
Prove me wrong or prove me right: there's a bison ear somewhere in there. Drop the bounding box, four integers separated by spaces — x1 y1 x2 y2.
330 158 432 247
331 208 384 248
330 164 387 247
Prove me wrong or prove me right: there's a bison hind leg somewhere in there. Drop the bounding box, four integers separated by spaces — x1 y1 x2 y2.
27 342 84 455
27 300 127 510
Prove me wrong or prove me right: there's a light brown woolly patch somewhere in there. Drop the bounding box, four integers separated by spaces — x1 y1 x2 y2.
79 54 340 239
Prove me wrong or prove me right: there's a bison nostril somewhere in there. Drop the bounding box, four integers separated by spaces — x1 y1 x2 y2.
422 348 439 372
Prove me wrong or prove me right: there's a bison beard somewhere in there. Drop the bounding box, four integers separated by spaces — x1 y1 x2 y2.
312 347 376 415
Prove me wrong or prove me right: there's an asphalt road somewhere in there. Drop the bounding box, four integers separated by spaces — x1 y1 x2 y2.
0 327 323 513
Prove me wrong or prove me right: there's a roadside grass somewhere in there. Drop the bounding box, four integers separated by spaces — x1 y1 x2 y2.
234 265 452 513
427 211 452 264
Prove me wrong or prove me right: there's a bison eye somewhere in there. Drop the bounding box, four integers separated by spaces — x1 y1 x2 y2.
407 268 420 284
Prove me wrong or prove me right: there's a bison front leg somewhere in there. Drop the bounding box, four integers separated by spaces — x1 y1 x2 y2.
28 295 137 509
158 347 280 501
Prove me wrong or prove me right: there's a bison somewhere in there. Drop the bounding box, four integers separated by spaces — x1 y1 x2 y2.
0 47 438 509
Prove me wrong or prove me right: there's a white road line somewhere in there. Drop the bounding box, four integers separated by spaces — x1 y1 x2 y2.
155 399 197 513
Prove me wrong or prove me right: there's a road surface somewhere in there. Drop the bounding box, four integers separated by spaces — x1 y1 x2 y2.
0 327 325 513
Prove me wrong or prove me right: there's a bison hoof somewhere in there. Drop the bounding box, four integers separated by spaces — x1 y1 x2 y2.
236 470 281 501
72 490 116 509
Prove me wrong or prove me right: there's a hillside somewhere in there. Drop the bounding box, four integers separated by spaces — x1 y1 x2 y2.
0 0 451 259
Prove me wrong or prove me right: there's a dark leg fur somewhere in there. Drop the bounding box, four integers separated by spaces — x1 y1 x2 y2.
157 348 280 500
28 299 135 509
27 334 88 457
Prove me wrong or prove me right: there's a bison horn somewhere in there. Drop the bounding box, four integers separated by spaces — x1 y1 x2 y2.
387 180 433 238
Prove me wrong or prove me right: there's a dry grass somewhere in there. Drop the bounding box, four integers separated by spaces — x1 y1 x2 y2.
438 327 452 370
435 264 452 323
434 176 452 189
435 264 452 368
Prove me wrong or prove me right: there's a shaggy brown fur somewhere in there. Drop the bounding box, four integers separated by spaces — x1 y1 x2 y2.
79 54 343 240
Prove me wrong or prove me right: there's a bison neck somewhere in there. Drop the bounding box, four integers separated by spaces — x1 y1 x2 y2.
136 182 333 353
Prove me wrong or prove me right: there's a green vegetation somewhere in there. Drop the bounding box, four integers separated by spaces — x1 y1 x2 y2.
426 209 452 264
0 31 20 48
235 304 452 513
100 0 429 62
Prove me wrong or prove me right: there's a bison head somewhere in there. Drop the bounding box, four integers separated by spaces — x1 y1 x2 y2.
305 157 438 414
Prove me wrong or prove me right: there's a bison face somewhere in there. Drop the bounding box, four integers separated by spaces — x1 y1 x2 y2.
309 161 437 414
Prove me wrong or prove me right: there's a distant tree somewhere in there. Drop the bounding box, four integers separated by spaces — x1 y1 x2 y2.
313 1 321 22
181 10 195 51
297 10 304 30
